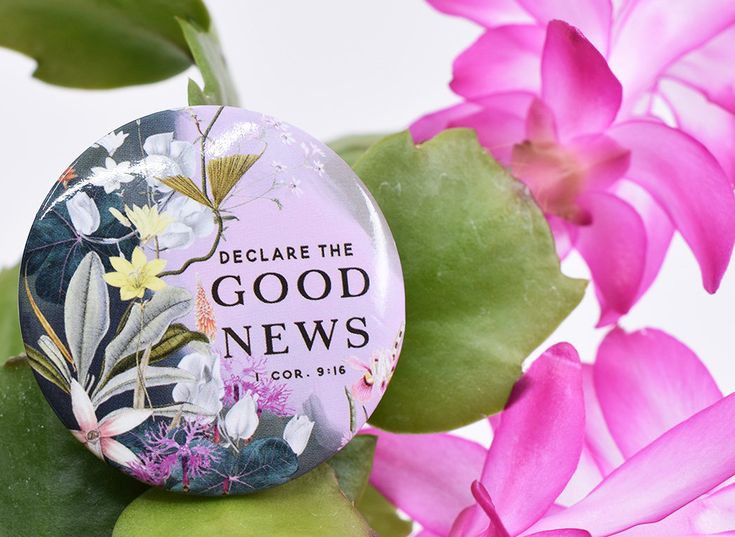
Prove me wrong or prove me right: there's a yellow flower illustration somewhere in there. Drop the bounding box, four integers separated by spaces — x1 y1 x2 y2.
110 204 172 244
103 247 167 301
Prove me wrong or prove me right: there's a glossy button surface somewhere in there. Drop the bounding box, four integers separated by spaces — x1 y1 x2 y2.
19 106 405 495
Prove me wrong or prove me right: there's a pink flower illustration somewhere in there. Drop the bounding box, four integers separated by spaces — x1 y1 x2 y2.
346 350 394 403
70 379 151 468
367 335 735 535
221 356 292 416
414 14 735 325
128 419 218 488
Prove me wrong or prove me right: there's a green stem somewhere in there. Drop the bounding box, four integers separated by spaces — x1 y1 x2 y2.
159 212 223 278
200 106 225 199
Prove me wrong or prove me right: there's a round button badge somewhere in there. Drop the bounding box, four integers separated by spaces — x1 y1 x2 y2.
18 106 405 495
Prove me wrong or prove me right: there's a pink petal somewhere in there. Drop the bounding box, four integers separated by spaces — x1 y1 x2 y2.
449 505 483 537
70 379 98 433
608 120 735 293
574 191 647 322
526 98 558 143
411 102 483 144
427 0 534 26
432 93 533 163
100 437 140 468
351 378 374 403
547 216 578 260
568 135 630 191
98 408 152 437
367 429 486 536
615 483 735 537
447 483 518 537
666 25 735 115
659 79 735 185
517 0 612 53
510 134 629 221
455 92 535 164
526 531 591 537
541 20 622 140
595 327 722 458
557 448 604 507
410 93 530 165
581 365 624 475
527 393 735 535
481 343 585 535
609 1 735 110
451 26 545 99
598 180 674 326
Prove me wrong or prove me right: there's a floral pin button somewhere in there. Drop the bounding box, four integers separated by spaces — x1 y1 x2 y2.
19 106 405 495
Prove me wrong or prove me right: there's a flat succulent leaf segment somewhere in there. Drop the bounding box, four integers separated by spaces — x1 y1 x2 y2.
355 130 586 432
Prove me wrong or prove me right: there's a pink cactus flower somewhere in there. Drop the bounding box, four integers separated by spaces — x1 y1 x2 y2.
414 14 735 325
367 335 735 535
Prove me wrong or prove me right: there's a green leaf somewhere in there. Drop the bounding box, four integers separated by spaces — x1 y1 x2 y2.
179 18 239 106
112 464 373 537
0 0 210 89
329 134 386 167
0 360 148 536
24 345 69 393
0 265 22 364
357 486 413 537
108 323 209 379
101 286 193 385
327 435 376 503
354 130 586 432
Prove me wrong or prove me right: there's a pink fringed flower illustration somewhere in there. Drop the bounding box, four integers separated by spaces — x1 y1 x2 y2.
221 356 292 416
195 279 217 341
128 419 219 489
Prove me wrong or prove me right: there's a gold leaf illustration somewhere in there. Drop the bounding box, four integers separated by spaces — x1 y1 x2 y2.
207 153 261 207
159 175 213 208
23 276 74 366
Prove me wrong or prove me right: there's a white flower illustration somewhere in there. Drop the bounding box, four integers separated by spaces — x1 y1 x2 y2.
66 191 100 236
172 347 224 420
263 115 286 131
94 131 128 157
283 415 314 456
157 194 216 250
289 177 303 197
311 160 326 177
280 131 295 145
222 393 259 442
301 141 326 158
89 157 135 193
138 132 196 191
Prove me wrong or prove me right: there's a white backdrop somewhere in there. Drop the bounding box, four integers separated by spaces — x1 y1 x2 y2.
1 1 733 443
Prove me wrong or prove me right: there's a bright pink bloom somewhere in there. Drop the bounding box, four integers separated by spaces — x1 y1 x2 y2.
414 13 735 325
367 334 735 535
